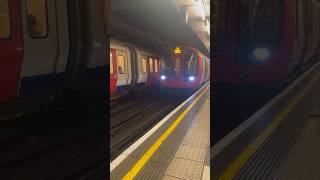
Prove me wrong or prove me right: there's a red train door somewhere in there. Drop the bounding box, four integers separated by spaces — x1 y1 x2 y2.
146 56 158 86
110 49 117 95
0 0 23 102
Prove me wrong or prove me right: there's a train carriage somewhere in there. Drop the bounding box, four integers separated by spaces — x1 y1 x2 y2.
160 46 210 89
109 39 163 97
0 0 107 103
212 0 320 85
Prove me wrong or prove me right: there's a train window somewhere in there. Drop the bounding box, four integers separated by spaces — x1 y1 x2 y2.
154 59 158 72
185 52 198 76
160 60 166 73
142 58 147 73
296 0 306 38
318 8 320 33
0 0 10 39
110 52 113 74
26 0 48 38
201 59 205 80
174 58 181 76
309 4 313 34
149 58 153 72
312 6 318 33
104 0 109 35
213 0 225 51
237 0 282 42
117 55 126 74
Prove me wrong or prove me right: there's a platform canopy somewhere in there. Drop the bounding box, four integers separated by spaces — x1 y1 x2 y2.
110 0 210 57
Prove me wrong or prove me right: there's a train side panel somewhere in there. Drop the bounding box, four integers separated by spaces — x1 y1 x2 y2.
84 0 107 90
20 0 60 96
0 0 23 102
135 50 148 84
110 48 117 95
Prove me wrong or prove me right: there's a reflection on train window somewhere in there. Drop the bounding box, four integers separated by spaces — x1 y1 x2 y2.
202 59 206 78
237 0 282 42
213 0 225 50
149 58 153 72
117 55 126 74
142 58 147 73
110 52 113 74
0 0 10 38
154 59 158 72
26 0 48 38
104 0 109 35
160 60 166 73
296 0 305 38
185 53 198 76
174 58 180 77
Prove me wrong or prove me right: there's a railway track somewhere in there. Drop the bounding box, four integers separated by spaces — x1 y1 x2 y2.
109 91 192 161
0 129 106 179
0 93 107 179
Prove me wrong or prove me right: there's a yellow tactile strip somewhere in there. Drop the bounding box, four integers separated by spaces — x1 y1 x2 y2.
164 95 210 180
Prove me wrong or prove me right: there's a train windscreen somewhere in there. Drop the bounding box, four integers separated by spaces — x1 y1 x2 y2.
237 0 282 43
184 52 198 77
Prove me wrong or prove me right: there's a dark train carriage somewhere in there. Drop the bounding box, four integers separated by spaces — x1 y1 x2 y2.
212 0 320 85
160 46 210 89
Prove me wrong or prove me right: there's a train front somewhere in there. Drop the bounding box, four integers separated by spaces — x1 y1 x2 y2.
159 46 201 89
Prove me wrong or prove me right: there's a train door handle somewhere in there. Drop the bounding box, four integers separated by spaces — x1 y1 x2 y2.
93 43 103 47
16 47 23 51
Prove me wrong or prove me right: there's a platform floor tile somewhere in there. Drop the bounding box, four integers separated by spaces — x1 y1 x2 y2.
164 157 204 180
175 144 206 162
274 117 320 180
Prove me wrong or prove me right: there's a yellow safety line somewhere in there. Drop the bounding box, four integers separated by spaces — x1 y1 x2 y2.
122 85 209 180
218 72 320 180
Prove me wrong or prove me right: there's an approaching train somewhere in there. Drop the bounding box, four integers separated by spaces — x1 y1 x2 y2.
0 0 107 103
110 39 164 96
159 46 210 89
213 0 320 85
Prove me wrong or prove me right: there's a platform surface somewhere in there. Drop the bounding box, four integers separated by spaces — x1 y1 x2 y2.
110 84 210 179
274 116 320 180
211 62 320 180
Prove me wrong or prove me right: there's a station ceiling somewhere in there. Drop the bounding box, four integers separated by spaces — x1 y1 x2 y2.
110 0 210 57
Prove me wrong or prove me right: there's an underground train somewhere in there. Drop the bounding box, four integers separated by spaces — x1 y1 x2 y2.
0 0 107 103
213 0 320 85
159 46 210 89
110 39 164 96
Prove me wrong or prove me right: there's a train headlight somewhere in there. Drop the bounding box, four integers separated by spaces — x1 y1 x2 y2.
253 48 270 61
189 76 195 81
160 75 166 80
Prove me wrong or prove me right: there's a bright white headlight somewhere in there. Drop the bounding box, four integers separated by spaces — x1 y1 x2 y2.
253 48 270 61
160 75 166 80
189 76 195 81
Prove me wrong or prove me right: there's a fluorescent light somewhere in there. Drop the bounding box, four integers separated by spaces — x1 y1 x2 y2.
195 0 207 21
